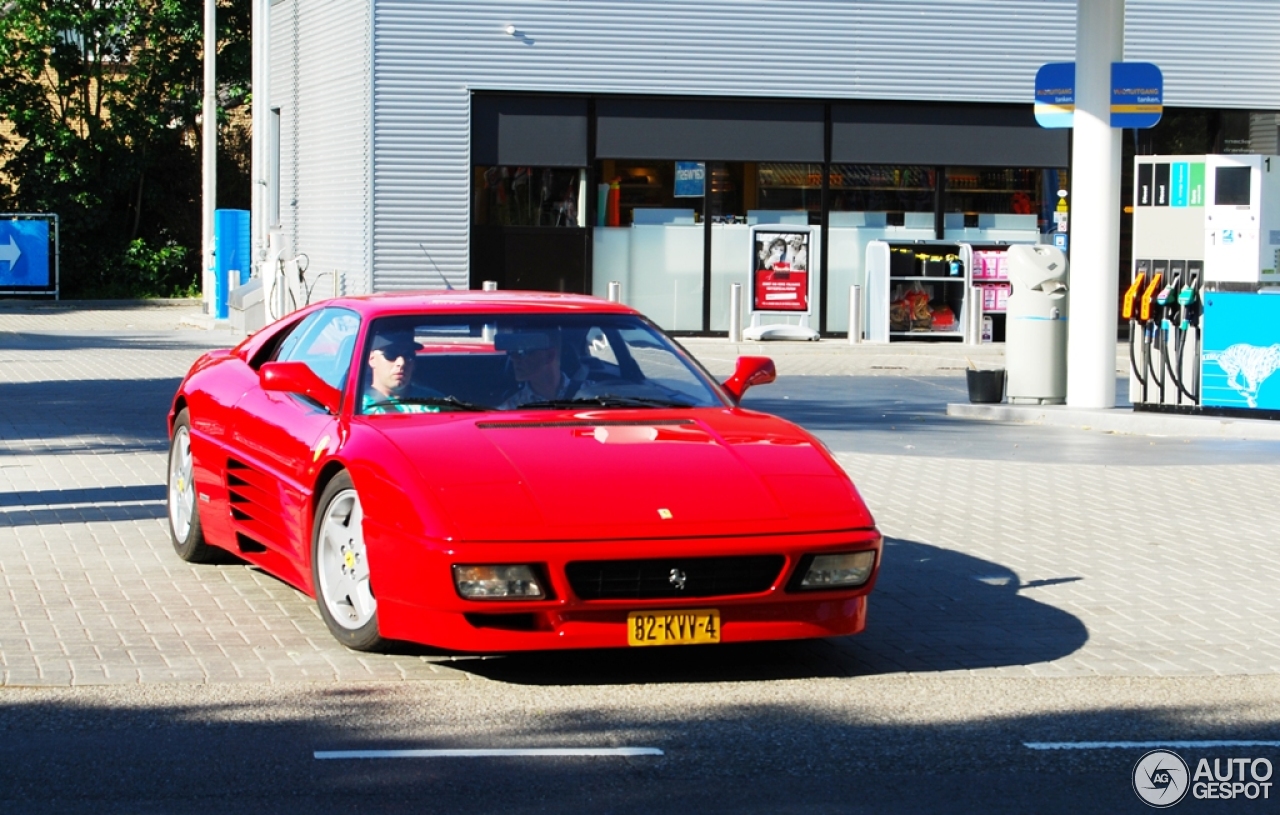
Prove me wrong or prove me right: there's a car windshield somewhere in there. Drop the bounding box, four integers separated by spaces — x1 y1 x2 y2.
356 312 725 414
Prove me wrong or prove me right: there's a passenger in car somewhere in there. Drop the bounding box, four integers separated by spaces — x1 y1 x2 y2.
498 328 585 409
361 332 443 414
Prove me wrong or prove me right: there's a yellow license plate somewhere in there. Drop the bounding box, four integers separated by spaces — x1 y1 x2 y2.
627 609 720 646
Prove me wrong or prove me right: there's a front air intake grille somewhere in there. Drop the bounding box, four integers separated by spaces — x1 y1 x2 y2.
565 556 784 600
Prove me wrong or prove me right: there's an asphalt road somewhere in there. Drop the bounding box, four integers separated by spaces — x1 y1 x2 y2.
4 675 1279 813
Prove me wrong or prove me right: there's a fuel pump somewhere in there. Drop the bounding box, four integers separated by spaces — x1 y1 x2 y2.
1130 154 1280 414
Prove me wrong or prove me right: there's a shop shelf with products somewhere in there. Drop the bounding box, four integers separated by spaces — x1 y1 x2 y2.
967 244 1015 342
864 240 971 342
944 168 1043 217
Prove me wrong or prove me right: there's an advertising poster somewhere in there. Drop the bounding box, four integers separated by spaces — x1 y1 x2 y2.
751 229 810 313
674 162 705 198
1200 292 1280 411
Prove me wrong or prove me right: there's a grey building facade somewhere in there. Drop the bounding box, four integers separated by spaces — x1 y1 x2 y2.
263 0 1280 334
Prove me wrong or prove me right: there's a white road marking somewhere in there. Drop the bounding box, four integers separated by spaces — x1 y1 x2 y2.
315 747 664 760
1026 740 1280 750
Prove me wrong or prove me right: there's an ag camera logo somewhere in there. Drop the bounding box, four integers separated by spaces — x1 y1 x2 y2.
1133 750 1189 808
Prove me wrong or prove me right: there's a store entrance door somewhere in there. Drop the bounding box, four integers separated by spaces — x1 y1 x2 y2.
471 225 590 293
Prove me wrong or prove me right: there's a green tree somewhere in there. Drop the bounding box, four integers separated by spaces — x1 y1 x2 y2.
0 0 250 297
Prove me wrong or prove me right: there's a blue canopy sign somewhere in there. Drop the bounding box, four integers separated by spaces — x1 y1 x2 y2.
1110 61 1163 129
0 216 56 294
1034 62 1076 128
1034 61 1163 129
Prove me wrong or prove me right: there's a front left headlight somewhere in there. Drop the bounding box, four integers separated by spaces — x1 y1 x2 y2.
453 564 546 600
795 551 876 590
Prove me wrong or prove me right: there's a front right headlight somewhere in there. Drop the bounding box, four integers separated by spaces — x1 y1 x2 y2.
795 551 876 590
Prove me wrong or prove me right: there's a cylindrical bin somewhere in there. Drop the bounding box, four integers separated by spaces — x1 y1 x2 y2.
1005 244 1069 404
966 368 1006 403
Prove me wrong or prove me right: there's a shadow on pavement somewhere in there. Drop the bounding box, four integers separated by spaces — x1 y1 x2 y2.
0 485 167 527
0 377 180 454
0 484 164 509
0 331 231 354
0 681 1274 814
447 537 1088 685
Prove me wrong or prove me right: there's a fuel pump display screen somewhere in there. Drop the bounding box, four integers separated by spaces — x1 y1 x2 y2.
1214 166 1251 206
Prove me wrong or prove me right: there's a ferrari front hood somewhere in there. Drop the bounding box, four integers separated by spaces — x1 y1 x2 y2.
374 410 873 542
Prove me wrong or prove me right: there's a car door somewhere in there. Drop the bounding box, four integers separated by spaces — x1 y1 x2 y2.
226 307 360 568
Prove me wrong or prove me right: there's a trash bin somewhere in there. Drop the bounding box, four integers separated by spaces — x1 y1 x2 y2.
966 368 1006 403
1005 244 1069 404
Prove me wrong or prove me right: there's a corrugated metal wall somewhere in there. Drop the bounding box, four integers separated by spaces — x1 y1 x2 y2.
1127 0 1280 109
271 0 372 298
361 0 1280 291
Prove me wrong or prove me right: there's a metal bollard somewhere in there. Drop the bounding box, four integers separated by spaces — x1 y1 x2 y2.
967 286 984 345
607 281 621 302
728 283 744 343
482 280 498 291
848 285 862 345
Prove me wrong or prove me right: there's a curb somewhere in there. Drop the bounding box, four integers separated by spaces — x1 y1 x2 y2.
947 402 1280 441
0 298 202 310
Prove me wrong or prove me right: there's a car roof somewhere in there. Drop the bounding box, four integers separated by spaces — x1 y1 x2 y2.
323 290 640 318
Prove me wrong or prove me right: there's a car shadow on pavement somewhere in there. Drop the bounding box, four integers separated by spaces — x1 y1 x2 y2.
444 537 1088 685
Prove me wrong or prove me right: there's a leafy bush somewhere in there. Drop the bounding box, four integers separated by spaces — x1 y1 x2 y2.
120 238 196 299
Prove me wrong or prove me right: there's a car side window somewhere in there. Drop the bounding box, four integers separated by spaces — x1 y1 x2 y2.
275 307 361 390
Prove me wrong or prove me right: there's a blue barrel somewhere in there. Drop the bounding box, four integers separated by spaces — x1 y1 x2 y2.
213 209 251 319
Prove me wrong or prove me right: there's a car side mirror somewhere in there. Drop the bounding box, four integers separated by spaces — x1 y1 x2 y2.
722 356 777 403
260 361 342 414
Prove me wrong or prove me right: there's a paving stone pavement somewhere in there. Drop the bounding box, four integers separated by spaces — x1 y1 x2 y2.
1 302 1276 686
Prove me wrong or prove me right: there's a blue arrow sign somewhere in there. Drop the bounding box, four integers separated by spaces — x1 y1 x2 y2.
1034 61 1163 129
0 219 51 290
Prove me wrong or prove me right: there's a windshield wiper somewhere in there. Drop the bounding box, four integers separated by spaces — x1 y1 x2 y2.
516 395 695 410
366 396 490 412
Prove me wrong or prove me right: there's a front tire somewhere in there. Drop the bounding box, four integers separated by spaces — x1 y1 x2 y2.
168 410 219 563
312 471 384 651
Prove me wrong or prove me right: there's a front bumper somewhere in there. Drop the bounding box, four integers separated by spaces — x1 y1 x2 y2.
366 523 882 652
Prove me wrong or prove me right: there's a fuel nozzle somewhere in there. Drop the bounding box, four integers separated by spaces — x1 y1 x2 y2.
1157 271 1181 337
1177 268 1201 330
1139 272 1163 323
1122 272 1146 320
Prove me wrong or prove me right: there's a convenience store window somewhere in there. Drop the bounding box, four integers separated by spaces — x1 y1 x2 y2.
755 163 822 216
471 166 590 295
944 167 1049 223
829 165 936 215
591 160 824 332
472 166 586 228
824 164 937 336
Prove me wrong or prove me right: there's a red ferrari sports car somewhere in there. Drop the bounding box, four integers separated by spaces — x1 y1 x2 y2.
167 292 881 652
